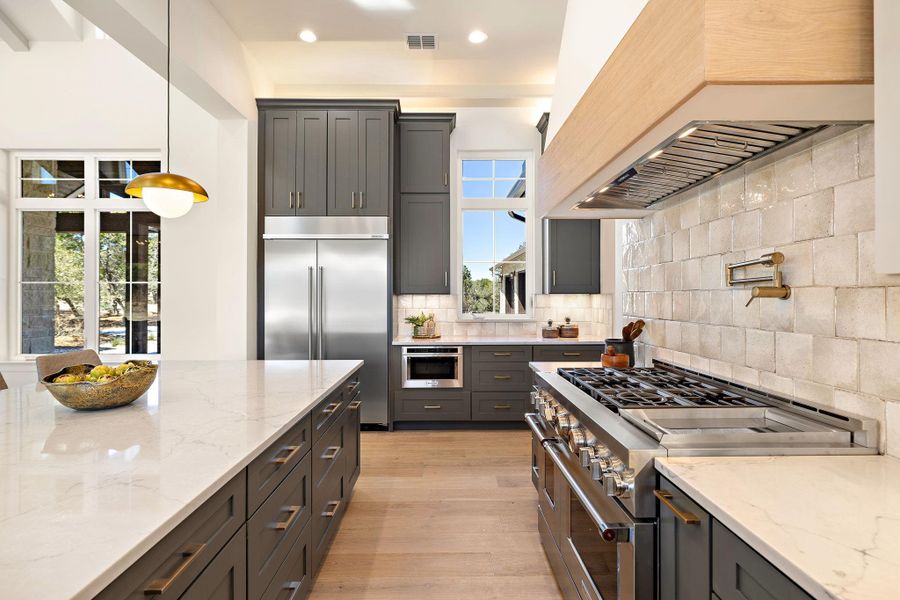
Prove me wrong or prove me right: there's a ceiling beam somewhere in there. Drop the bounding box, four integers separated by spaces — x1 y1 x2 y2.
0 8 29 51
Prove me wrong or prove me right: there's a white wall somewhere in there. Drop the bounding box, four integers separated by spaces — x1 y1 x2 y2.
874 0 900 273
0 150 8 360
545 0 647 145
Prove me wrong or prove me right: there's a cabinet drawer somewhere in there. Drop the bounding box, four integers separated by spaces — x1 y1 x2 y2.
261 520 312 600
312 467 346 575
247 415 311 516
393 390 470 420
312 411 347 489
248 452 311 599
471 345 532 363
712 520 814 600
312 388 346 442
96 471 246 600
532 345 605 362
179 525 247 600
657 475 711 600
472 392 529 421
471 362 532 391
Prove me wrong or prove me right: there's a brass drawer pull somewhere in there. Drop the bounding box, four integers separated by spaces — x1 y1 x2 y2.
322 445 342 460
493 404 512 410
654 490 700 525
271 444 301 465
321 402 340 416
562 352 582 357
273 505 302 531
493 352 512 357
348 400 362 410
423 404 441 410
322 500 341 518
494 375 512 380
143 542 206 595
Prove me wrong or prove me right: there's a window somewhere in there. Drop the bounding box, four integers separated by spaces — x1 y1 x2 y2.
458 153 534 318
12 153 162 358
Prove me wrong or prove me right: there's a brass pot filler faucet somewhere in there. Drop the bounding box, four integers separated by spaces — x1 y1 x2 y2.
725 252 791 307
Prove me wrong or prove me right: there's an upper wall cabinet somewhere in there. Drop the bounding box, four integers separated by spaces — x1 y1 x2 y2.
258 100 398 217
543 219 601 294
399 116 454 194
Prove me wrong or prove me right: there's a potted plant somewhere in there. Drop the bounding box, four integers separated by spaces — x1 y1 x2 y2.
405 312 436 338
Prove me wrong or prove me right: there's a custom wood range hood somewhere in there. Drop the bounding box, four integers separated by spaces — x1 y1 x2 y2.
538 0 874 218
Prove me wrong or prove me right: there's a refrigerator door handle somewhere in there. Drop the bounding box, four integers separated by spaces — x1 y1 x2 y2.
317 266 324 358
308 266 314 359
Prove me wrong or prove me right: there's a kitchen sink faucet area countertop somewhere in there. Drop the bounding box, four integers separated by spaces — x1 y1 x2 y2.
0 360 362 600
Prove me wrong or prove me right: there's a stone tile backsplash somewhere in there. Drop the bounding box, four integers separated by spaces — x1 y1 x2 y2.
393 293 613 339
621 125 900 456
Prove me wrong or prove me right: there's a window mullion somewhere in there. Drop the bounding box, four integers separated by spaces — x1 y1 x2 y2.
83 210 99 351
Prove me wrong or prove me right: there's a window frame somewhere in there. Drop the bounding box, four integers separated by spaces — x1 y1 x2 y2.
8 151 162 360
456 150 535 321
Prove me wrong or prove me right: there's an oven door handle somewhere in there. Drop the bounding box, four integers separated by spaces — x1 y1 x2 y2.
525 413 557 444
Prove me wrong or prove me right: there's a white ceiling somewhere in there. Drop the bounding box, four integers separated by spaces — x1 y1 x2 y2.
208 0 567 106
0 0 82 48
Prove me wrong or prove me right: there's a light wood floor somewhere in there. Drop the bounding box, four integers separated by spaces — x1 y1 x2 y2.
309 430 564 600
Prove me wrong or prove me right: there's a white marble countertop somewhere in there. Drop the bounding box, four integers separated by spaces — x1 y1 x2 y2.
0 359 362 600
656 455 900 600
392 335 608 346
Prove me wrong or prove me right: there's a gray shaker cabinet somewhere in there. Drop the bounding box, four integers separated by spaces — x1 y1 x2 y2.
264 110 297 216
397 193 450 293
295 111 328 216
400 118 452 193
357 110 392 216
657 475 711 600
327 110 360 216
543 219 601 294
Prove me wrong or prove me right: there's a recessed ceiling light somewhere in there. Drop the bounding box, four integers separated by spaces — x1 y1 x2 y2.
298 29 317 43
352 0 413 10
468 30 488 44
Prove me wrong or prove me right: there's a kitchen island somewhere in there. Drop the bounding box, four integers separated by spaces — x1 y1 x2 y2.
0 360 362 600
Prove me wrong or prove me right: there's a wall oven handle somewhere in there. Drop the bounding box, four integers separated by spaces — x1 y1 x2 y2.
654 490 700 525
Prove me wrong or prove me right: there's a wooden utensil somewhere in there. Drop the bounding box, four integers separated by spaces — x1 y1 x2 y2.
629 321 645 341
622 323 634 340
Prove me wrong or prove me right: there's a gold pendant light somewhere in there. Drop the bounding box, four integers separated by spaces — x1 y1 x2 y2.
126 0 208 219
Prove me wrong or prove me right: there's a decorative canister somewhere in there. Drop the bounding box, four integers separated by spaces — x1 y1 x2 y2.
604 338 635 368
558 317 579 338
542 320 560 338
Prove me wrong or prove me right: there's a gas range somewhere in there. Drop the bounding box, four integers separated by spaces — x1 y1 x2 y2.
529 360 878 519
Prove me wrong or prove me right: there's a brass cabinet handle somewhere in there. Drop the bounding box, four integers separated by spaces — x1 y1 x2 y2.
443 172 448 186
493 404 512 410
273 505 302 531
654 490 700 525
297 191 302 209
289 191 294 209
444 271 448 287
272 444 301 465
322 500 341 518
348 400 362 410
143 543 206 595
493 352 512 357
552 270 557 286
423 404 441 410
322 445 342 460
562 352 581 357
360 191 365 208
494 375 512 380
321 402 340 416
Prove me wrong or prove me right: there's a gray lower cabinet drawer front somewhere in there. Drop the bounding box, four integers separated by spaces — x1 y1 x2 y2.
312 467 346 575
312 412 346 489
471 392 530 420
658 475 711 600
180 525 247 600
247 415 311 516
248 453 311 599
96 471 246 599
393 390 470 420
471 362 532 391
471 345 533 363
538 505 581 600
712 520 814 600
261 520 312 600
532 345 605 362
312 388 346 442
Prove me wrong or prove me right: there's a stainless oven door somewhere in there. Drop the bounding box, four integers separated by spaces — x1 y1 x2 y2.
401 346 463 388
542 438 655 600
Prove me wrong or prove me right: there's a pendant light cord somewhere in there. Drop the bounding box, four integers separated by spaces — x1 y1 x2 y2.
166 0 171 173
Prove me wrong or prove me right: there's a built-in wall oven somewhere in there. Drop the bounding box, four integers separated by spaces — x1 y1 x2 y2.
400 346 463 388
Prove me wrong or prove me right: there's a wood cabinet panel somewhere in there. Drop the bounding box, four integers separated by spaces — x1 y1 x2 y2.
471 362 533 392
295 111 328 216
247 415 311 516
327 111 360 216
358 110 391 215
545 219 601 294
657 475 711 600
397 193 450 294
260 521 312 600
264 111 297 216
393 390 471 421
471 345 533 363
180 526 247 600
312 388 346 442
531 345 605 362
471 392 529 421
399 121 450 193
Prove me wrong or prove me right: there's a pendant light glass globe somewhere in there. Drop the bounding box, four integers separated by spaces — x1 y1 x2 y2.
141 186 194 218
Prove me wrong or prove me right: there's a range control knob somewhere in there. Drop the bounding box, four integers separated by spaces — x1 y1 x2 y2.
567 426 597 454
555 411 578 434
540 399 558 423
590 455 625 480
602 469 635 499
580 443 610 467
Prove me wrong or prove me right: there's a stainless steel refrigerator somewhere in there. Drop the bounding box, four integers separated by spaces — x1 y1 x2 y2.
263 216 390 426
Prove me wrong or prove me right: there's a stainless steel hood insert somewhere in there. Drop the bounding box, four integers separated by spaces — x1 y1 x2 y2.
576 121 865 210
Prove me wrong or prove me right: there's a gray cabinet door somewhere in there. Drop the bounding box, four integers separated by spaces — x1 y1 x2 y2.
397 193 450 293
545 219 601 293
400 121 450 193
180 526 247 600
657 475 711 600
327 111 360 215
265 110 297 215
357 110 391 216
296 110 328 216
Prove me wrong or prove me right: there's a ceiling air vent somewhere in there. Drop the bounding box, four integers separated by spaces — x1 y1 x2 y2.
406 33 438 50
